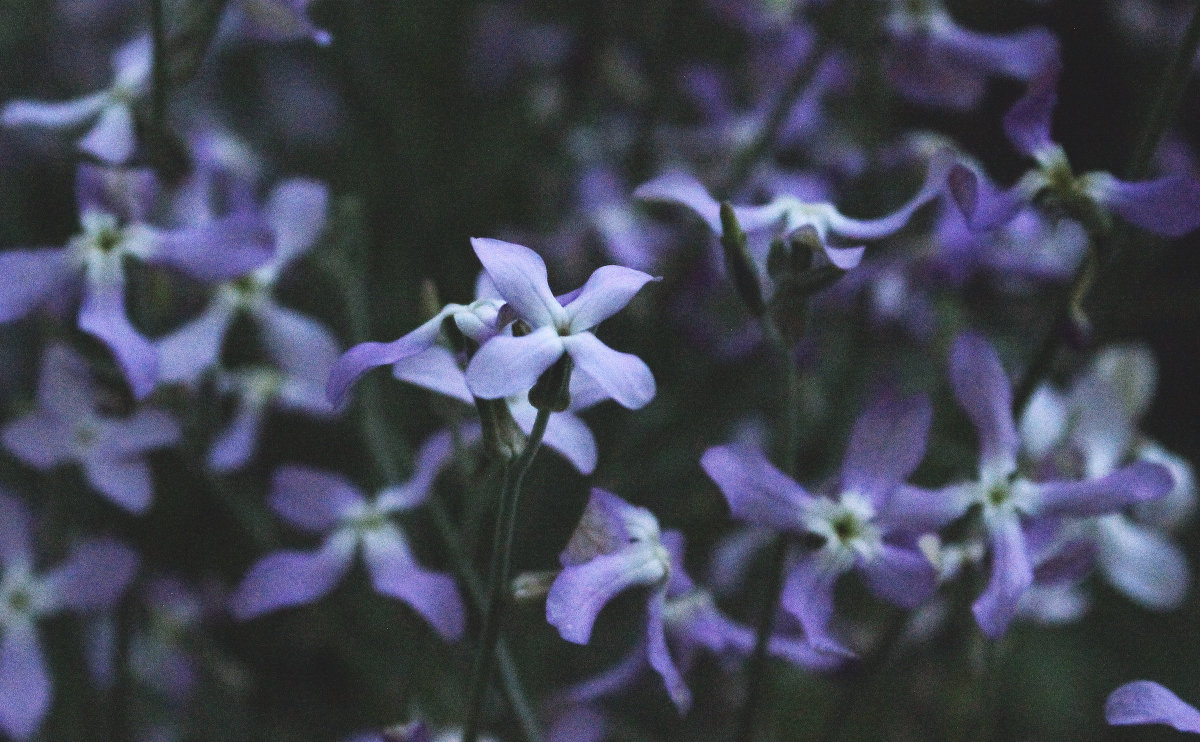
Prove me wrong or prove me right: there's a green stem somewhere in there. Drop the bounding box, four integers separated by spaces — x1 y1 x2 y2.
736 320 800 742
462 407 553 742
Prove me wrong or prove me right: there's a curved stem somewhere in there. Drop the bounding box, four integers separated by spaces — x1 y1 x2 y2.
462 407 553 742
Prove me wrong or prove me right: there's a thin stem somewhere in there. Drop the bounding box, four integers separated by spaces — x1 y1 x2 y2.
462 407 553 742
149 0 168 133
736 320 800 742
1127 2 1200 181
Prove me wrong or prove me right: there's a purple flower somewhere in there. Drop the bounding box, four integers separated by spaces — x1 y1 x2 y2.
0 165 274 398
226 0 332 46
883 2 1059 110
925 333 1173 637
702 392 938 655
327 273 507 407
2 35 150 163
0 492 138 740
2 344 181 513
634 147 951 275
230 433 465 640
950 63 1200 236
158 178 336 387
1107 681 1200 734
464 238 658 409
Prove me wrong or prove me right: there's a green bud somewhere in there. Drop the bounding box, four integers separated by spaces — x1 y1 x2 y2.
719 201 767 316
529 353 573 412
476 397 525 462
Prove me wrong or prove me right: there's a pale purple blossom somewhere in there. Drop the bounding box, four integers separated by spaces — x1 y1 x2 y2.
0 492 139 740
1 35 150 163
230 433 465 640
464 238 658 409
1107 681 1200 734
2 343 181 513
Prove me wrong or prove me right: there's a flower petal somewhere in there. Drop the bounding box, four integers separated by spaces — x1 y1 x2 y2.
466 325 564 400
701 444 811 532
327 310 450 406
882 484 973 533
269 466 365 532
265 178 328 266
947 162 1031 232
780 555 855 657
565 265 658 333
157 301 237 384
207 401 264 472
42 538 138 612
1096 516 1189 611
2 91 108 129
841 393 931 507
78 103 136 163
391 345 473 403
0 249 74 323
560 489 662 567
2 411 73 470
950 332 1018 480
0 624 51 741
81 455 154 513
826 147 954 240
471 237 562 327
972 512 1033 638
1089 173 1200 238
561 331 654 409
858 544 936 609
646 589 691 714
255 303 341 381
361 526 465 641
1033 462 1173 518
229 532 356 619
1106 681 1200 732
547 544 667 644
376 430 454 512
532 406 598 475
145 212 275 282
78 280 158 400
633 171 722 233
1002 62 1060 160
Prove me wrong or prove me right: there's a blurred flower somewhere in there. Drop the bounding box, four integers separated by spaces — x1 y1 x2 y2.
1107 680 1200 734
2 343 180 513
0 492 138 739
230 432 465 640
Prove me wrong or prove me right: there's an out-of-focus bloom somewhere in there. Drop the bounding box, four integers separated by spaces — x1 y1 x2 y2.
2 343 180 513
1107 681 1200 734
158 178 335 388
0 165 273 398
918 333 1172 637
224 0 332 46
464 238 658 409
703 393 938 655
1 35 150 163
230 432 465 640
950 63 1200 236
0 492 139 740
883 0 1059 110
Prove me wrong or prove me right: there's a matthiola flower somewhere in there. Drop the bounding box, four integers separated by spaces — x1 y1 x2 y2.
1019 344 1192 610
327 272 507 407
207 364 336 472
950 63 1200 236
1 35 149 163
702 393 939 655
464 238 659 409
918 333 1172 637
883 0 1059 110
230 433 465 640
0 493 139 740
1107 681 1200 734
0 165 273 398
2 343 180 513
158 178 336 387
634 147 951 275
550 509 839 713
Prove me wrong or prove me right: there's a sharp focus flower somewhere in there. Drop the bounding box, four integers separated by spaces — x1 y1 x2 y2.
0 492 139 740
950 63 1200 236
0 165 274 398
1 35 150 163
703 392 939 655
1106 681 1200 734
230 433 465 640
918 333 1173 637
2 344 181 513
464 238 659 409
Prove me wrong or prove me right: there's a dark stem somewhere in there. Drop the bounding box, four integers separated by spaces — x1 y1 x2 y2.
1127 3 1200 181
149 0 168 133
814 612 909 742
736 320 800 742
462 407 553 742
